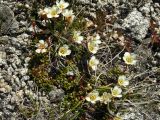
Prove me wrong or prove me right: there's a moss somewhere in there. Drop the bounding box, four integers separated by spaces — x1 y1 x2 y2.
31 63 54 92
108 66 125 77
69 16 86 31
30 53 53 92
18 102 39 118
54 61 80 90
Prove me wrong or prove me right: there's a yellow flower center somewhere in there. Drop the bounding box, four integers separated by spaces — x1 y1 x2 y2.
102 96 109 101
39 44 46 49
88 43 96 52
118 79 124 85
73 34 78 41
60 48 66 54
125 56 133 63
60 4 64 9
90 94 97 101
89 45 94 51
112 90 119 96
89 60 96 67
51 10 57 16
102 94 111 100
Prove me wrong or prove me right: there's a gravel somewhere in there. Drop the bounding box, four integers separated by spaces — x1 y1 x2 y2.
0 2 64 119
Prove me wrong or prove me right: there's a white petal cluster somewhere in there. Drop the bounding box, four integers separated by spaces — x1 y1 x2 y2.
89 56 99 71
62 9 75 23
35 40 48 53
38 8 50 16
72 31 84 44
111 86 122 98
100 92 112 104
92 34 101 44
88 42 99 54
118 75 129 87
58 44 71 57
85 90 101 104
87 34 101 54
47 5 61 18
56 0 69 11
123 52 137 65
86 91 112 104
38 0 72 19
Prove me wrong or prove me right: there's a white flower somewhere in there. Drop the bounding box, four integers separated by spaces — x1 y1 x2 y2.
56 0 69 10
123 52 137 65
58 44 71 57
89 56 99 71
87 34 101 54
100 92 112 104
111 86 122 98
72 31 84 44
47 6 61 18
62 9 75 23
88 42 99 54
62 9 74 17
44 7 50 13
87 34 101 44
118 75 129 87
92 34 101 44
85 90 101 104
35 40 48 53
38 8 50 16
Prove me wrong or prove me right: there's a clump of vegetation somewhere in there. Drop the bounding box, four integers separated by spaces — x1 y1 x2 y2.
19 0 160 119
26 0 138 119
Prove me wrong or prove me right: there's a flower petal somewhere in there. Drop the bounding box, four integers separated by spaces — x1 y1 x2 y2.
41 49 47 53
39 40 44 44
35 49 41 53
85 97 90 101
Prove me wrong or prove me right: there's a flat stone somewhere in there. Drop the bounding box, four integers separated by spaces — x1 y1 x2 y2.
122 9 150 41
49 88 64 102
0 5 19 35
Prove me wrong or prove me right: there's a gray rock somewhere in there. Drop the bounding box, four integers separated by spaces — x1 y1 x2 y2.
49 88 64 102
0 51 6 64
0 36 9 45
0 2 35 119
0 51 6 59
0 5 19 35
122 9 150 41
139 3 152 16
21 75 30 81
27 81 34 87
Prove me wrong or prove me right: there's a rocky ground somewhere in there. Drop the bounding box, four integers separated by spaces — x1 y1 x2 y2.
0 0 160 120
0 1 64 119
